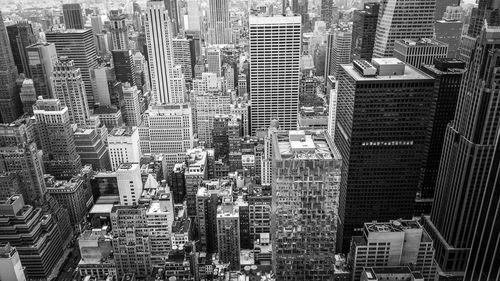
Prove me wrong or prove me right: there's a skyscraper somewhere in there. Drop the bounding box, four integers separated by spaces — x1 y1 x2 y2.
207 0 232 45
122 83 142 126
394 38 448 69
0 12 22 123
372 0 435 57
108 127 141 171
51 57 90 126
435 6 464 59
145 0 185 104
6 22 37 75
217 200 240 270
109 10 129 50
467 0 500 38
416 58 465 215
422 23 500 279
271 130 341 280
324 25 352 79
33 98 82 179
46 29 99 106
172 37 194 81
321 0 334 28
62 3 84 29
249 15 301 134
334 58 434 252
112 49 136 86
352 2 380 61
25 42 58 99
206 47 222 77
164 0 180 36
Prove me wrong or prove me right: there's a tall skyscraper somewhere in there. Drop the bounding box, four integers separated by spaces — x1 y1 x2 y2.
467 0 500 38
122 83 142 126
271 130 341 280
164 0 180 36
62 3 84 29
352 2 379 61
321 0 334 28
372 0 435 57
324 25 352 79
33 98 82 179
112 49 136 86
25 43 58 99
0 12 22 124
334 58 434 252
422 23 500 279
145 1 186 104
416 58 465 215
435 6 464 59
46 29 99 106
172 37 194 81
109 10 129 51
217 200 240 270
464 112 500 280
51 57 90 126
6 22 37 76
207 0 232 45
249 15 301 134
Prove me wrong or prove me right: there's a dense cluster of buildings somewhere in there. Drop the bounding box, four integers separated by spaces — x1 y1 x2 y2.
0 0 499 281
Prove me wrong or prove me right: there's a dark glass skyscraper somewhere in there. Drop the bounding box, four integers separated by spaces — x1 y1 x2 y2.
352 2 379 61
422 23 500 280
468 0 500 37
112 49 136 86
334 58 434 252
62 3 84 29
416 58 466 215
6 22 36 76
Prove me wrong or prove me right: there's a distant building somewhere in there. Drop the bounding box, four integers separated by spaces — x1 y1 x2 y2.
62 3 84 29
348 220 436 281
207 47 222 77
109 10 129 50
172 37 194 81
25 42 58 99
6 22 36 76
207 0 232 45
394 38 448 69
325 25 352 79
435 6 464 58
352 3 380 61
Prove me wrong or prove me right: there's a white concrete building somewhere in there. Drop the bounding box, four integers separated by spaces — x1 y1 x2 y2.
116 162 142 205
108 127 141 171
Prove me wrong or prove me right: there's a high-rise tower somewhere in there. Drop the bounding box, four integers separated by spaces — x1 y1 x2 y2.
145 0 185 104
207 0 232 45
0 12 22 123
249 15 301 134
25 43 58 99
422 23 500 280
373 0 435 57
62 3 84 29
352 2 380 61
467 0 500 38
51 57 90 126
109 10 129 51
321 0 334 28
6 22 37 76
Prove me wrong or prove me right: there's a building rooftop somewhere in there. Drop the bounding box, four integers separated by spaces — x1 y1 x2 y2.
172 219 190 234
396 38 447 47
365 219 421 233
109 126 136 137
249 14 301 25
94 105 120 115
89 203 115 214
273 130 341 161
343 59 433 81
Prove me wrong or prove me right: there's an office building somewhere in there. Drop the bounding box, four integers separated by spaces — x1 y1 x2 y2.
0 195 64 279
46 29 99 106
373 0 435 57
248 186 271 241
0 243 26 281
62 3 84 29
112 49 136 86
348 220 436 281
108 127 141 171
325 25 352 79
51 57 90 125
207 0 232 45
122 83 142 126
193 92 231 147
467 0 500 38
109 10 129 50
326 75 338 140
321 0 334 28
90 14 103 34
73 127 110 171
434 0 459 19
223 64 235 90
352 2 380 61
90 63 116 106
133 51 151 92
422 24 500 279
272 130 342 280
184 149 208 219
19 78 36 114
164 0 180 36
361 267 425 281
394 38 448 69
196 183 221 253
46 176 88 224
138 104 193 167
334 59 434 252
249 15 301 133
207 47 222 77
94 105 123 131
6 22 36 75
217 200 240 270
116 163 142 206
186 0 201 31
416 58 465 215
145 0 186 104
77 229 116 279
0 120 46 205
25 42 58 99
172 37 194 81
435 6 464 59
33 98 82 179
0 12 22 124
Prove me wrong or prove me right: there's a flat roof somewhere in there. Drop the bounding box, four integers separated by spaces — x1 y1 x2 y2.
89 203 114 214
109 127 136 137
273 130 341 161
341 62 433 82
249 15 301 25
365 220 422 233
